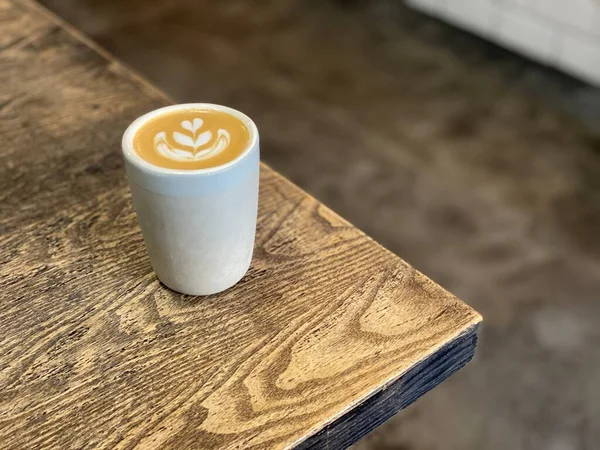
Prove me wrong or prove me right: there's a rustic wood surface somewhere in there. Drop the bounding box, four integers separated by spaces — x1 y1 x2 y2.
0 0 481 448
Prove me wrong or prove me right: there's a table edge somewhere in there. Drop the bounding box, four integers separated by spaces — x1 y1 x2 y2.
294 322 481 449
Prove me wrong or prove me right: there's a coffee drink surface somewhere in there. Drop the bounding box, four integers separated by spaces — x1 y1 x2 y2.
133 109 250 170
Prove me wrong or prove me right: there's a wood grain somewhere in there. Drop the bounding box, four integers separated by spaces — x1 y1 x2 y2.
0 0 482 448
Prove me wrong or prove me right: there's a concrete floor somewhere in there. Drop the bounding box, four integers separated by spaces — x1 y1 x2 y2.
40 0 600 448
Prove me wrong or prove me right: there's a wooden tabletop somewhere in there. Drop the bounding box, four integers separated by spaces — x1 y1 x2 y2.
0 0 482 448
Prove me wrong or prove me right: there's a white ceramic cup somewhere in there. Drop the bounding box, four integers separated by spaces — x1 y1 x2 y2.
122 103 259 295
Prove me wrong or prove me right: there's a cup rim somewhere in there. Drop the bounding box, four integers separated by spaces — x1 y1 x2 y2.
122 103 259 176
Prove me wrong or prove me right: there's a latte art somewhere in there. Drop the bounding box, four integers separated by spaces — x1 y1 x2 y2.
133 109 250 170
154 118 231 161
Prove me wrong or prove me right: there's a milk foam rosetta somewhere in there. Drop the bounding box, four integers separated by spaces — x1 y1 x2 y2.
133 109 250 170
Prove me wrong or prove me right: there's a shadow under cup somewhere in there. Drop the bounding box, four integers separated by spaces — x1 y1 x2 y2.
122 103 260 296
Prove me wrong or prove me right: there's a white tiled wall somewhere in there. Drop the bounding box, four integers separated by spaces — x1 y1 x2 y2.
442 0 495 35
493 5 556 61
406 0 600 86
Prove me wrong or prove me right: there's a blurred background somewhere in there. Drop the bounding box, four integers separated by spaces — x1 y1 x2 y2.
39 0 600 448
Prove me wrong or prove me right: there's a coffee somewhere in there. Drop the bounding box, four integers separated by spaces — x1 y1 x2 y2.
133 108 250 170
123 103 260 295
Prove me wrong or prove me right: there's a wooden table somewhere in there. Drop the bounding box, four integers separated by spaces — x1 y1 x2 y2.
0 0 482 448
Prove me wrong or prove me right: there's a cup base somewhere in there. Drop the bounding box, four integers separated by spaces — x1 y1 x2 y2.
156 260 251 296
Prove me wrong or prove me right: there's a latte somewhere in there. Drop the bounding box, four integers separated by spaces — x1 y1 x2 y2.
132 108 250 170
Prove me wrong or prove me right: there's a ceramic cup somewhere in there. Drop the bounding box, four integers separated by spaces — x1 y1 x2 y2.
122 103 259 295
